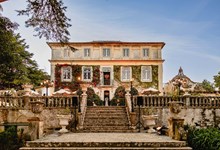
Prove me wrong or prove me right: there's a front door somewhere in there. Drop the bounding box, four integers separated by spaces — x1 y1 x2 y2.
104 90 110 106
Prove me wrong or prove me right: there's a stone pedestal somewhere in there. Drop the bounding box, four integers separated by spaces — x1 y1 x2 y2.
168 118 184 140
27 117 44 140
130 112 136 129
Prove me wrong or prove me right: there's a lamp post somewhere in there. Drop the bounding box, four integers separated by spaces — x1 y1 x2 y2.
41 80 54 96
77 77 82 112
130 78 134 112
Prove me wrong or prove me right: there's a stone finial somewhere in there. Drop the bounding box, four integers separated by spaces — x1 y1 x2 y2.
178 67 184 76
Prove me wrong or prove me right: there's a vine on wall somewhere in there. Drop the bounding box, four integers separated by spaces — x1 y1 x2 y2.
55 64 100 91
113 65 159 88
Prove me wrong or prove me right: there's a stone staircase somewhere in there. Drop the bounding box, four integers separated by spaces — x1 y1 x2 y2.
20 133 192 150
82 106 133 132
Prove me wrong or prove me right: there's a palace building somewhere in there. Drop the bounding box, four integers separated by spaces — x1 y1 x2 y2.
48 41 165 102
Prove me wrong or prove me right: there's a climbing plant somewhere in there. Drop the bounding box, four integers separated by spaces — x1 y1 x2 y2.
113 65 159 88
86 87 102 106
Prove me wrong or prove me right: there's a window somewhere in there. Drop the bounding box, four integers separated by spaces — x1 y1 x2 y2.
123 48 129 57
64 49 70 58
82 66 92 81
153 50 158 59
84 48 90 57
143 48 149 57
103 48 110 57
141 66 152 82
61 66 72 82
121 67 131 81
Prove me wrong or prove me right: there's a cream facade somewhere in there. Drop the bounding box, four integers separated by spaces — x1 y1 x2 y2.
48 41 165 101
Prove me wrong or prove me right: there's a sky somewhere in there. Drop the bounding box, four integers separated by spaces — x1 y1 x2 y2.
1 0 220 83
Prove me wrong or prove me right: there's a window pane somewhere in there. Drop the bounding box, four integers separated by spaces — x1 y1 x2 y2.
143 48 149 57
103 48 110 57
123 48 129 57
84 48 90 57
122 67 131 81
141 66 152 82
83 67 92 80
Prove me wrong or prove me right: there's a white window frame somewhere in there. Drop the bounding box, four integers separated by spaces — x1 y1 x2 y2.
103 48 110 57
121 66 132 82
82 66 93 82
143 48 149 57
123 48 129 57
84 48 90 57
61 66 72 82
141 66 152 82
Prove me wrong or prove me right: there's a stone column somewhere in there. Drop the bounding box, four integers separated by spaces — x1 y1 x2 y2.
27 117 44 140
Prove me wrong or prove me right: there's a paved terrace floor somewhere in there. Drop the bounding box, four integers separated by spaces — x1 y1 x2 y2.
36 132 183 143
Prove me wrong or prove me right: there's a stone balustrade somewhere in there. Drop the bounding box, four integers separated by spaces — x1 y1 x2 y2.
1 95 219 110
133 96 220 108
0 96 79 109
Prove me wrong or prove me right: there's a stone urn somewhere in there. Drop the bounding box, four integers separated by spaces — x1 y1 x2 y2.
169 101 183 114
57 115 71 133
142 115 158 133
30 101 45 114
22 84 33 96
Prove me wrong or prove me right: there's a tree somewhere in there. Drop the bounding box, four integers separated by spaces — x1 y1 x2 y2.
0 14 48 90
214 72 220 89
201 79 214 92
1 0 71 43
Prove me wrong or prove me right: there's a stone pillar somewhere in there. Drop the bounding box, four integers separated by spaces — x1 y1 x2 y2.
27 117 44 140
168 118 184 140
130 112 137 129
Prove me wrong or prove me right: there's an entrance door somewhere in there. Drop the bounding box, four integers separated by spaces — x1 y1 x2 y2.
104 90 110 106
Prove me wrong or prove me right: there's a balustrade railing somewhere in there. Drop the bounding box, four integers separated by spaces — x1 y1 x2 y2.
133 96 220 108
0 96 79 109
1 95 220 110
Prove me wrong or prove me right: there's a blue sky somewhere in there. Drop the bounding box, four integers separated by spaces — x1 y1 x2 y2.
1 0 220 83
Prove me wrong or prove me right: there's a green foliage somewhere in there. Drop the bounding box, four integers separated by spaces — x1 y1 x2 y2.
0 126 28 150
86 87 102 106
55 64 81 91
111 86 126 106
214 72 220 88
130 87 139 96
17 0 71 43
113 65 158 88
0 15 48 90
187 127 220 150
201 79 215 92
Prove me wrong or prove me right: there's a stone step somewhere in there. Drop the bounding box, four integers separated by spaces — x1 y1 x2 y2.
80 129 134 133
87 106 126 109
83 122 129 126
83 126 130 130
86 111 126 114
84 116 127 119
21 141 191 148
20 147 192 150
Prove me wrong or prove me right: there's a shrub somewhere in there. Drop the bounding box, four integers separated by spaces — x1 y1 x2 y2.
0 126 26 150
187 127 220 150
